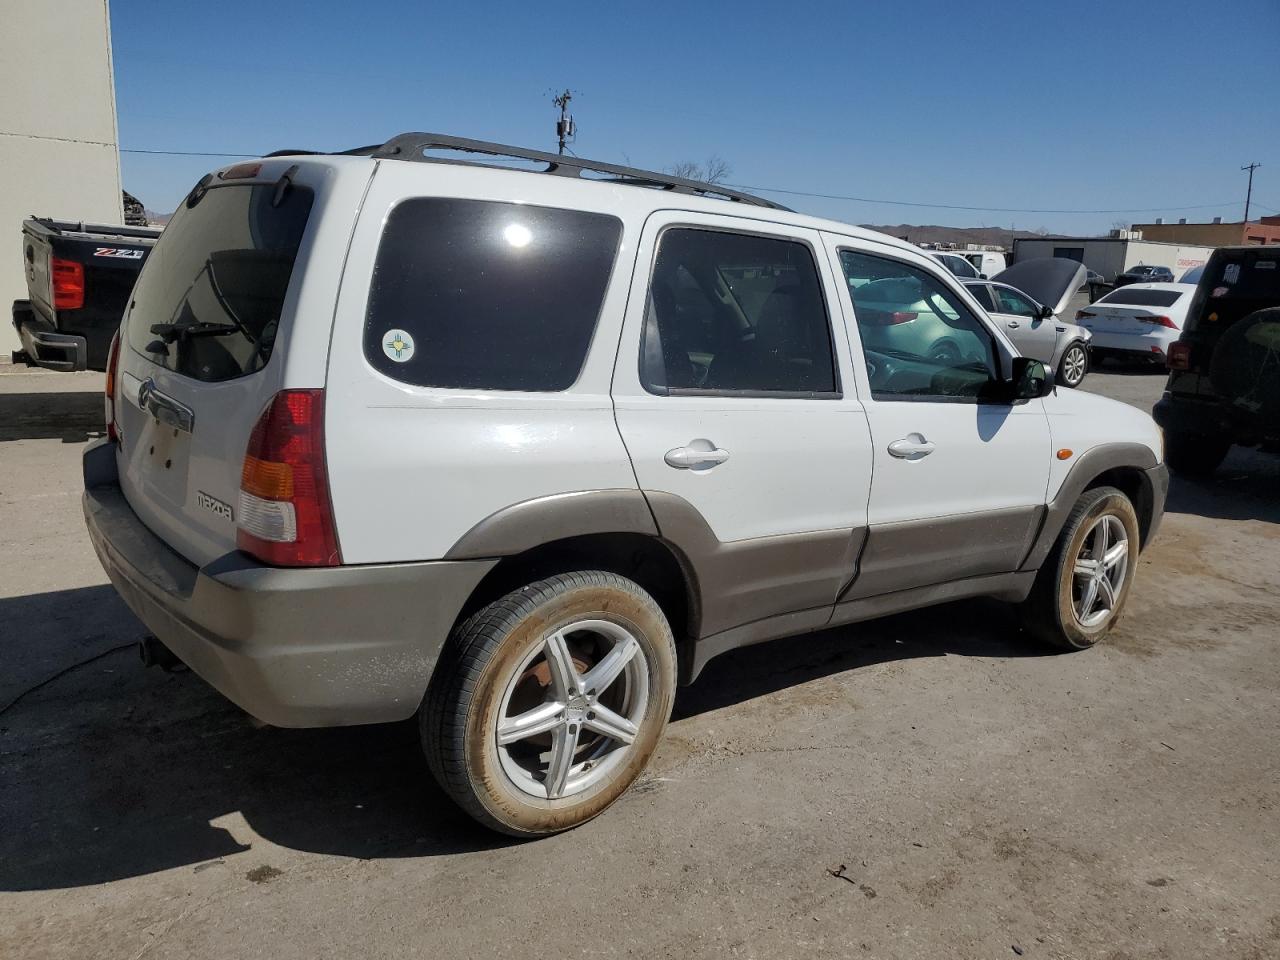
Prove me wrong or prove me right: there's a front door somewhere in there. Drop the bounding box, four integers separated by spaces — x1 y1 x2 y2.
989 283 1059 363
827 238 1051 599
610 213 873 640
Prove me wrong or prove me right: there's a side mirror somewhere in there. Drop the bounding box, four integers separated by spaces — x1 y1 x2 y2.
1011 356 1053 399
1038 303 1054 320
978 273 988 280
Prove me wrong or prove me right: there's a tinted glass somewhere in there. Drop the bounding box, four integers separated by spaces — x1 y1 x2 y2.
1098 288 1185 307
842 249 998 401
994 285 1038 316
966 283 996 311
641 228 837 395
365 199 621 391
125 182 313 382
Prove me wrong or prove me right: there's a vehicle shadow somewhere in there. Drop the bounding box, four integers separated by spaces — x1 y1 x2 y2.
1165 446 1280 524
0 585 1041 891
0 390 105 442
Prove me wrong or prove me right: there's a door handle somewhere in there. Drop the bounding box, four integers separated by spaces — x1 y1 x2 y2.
1007 320 1021 329
664 439 730 470
887 433 935 460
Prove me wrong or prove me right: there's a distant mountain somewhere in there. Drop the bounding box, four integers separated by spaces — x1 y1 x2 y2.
144 210 172 226
858 224 1055 249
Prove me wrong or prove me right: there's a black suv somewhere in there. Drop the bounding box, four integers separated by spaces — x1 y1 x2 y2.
1154 246 1280 475
1115 264 1175 287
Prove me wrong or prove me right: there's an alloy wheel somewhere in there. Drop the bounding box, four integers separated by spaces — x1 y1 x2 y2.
495 619 649 800
1071 514 1129 628
1062 346 1087 385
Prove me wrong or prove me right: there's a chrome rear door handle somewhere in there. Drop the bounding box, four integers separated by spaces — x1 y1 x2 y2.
887 434 935 460
664 439 730 470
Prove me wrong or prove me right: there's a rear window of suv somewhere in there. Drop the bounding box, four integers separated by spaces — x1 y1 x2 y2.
125 180 314 382
1098 289 1185 307
364 199 622 391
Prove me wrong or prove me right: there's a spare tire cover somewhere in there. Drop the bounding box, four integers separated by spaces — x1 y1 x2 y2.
1208 306 1280 421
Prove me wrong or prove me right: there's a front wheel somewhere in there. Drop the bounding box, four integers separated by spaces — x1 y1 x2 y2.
422 571 677 836
1057 342 1089 388
1020 486 1139 650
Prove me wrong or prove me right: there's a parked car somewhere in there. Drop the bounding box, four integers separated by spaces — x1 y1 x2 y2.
1179 264 1205 284
1086 268 1105 285
1114 264 1174 287
1155 246 1280 475
1075 282 1196 365
961 259 1093 387
12 217 160 370
929 251 982 279
82 133 1167 836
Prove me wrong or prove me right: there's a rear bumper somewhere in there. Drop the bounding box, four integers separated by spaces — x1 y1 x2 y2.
81 440 496 726
1154 392 1267 443
12 301 87 371
1086 329 1180 357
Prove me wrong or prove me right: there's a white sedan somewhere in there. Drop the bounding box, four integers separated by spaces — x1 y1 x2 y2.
1075 282 1197 363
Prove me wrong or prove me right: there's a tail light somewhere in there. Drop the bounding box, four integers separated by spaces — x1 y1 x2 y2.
1167 342 1192 370
1075 310 1095 320
237 389 341 567
50 257 85 310
1139 315 1178 328
104 329 121 443
863 310 917 326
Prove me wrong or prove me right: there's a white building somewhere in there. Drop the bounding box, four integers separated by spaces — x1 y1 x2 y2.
1012 232 1216 283
1 0 124 359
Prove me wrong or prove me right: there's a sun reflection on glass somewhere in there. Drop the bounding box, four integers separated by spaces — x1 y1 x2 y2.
503 223 533 248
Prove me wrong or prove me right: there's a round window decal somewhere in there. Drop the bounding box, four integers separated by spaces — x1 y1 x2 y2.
382 329 415 363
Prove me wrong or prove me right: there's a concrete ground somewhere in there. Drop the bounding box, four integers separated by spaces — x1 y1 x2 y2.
1 361 1277 960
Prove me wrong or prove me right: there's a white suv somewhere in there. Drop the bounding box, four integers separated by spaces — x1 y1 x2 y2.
83 133 1167 835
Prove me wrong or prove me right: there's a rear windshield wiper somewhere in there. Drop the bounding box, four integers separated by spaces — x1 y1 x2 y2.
149 321 240 343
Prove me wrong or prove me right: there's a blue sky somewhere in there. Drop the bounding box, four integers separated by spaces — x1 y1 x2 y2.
112 0 1280 235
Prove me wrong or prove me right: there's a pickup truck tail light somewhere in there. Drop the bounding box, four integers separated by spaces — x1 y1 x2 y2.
1166 341 1192 370
51 256 85 310
237 389 341 567
104 330 121 443
1139 315 1177 328
863 310 917 326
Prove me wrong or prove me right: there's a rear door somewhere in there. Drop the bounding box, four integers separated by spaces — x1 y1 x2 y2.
114 160 364 566
610 211 872 638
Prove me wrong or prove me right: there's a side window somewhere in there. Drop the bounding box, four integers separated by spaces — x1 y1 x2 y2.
640 228 837 395
840 249 999 401
967 283 996 311
993 285 1037 317
364 199 621 391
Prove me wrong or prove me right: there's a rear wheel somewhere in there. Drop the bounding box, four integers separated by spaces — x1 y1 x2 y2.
1164 430 1230 477
422 571 677 836
1057 342 1089 388
1021 486 1139 650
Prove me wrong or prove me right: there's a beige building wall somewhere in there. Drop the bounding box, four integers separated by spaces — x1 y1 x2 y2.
1 0 123 358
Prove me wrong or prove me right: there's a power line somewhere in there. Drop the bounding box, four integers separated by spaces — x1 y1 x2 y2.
122 148 256 158
118 145 1253 218
724 182 1242 216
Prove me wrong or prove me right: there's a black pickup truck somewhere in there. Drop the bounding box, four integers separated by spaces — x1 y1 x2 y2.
12 217 161 371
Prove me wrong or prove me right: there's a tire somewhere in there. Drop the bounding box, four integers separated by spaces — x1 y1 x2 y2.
1057 342 1089 388
1164 430 1230 477
1020 486 1139 651
422 571 677 836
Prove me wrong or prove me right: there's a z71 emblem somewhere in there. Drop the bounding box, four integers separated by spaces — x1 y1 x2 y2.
94 247 145 259
195 491 233 522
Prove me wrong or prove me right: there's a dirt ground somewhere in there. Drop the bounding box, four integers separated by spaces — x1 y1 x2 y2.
2 361 1277 960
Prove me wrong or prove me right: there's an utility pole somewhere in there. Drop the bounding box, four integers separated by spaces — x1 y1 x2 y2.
1242 162 1261 223
553 89 575 155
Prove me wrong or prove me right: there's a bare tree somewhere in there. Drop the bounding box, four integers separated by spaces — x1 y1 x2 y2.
668 155 732 184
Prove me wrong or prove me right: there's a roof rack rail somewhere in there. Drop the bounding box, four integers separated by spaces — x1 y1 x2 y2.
340 132 788 210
